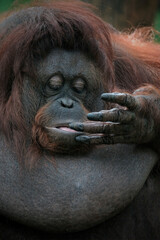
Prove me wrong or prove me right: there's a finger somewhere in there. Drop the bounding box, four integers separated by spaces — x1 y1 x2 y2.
87 108 135 123
69 122 131 134
101 93 138 110
75 134 131 145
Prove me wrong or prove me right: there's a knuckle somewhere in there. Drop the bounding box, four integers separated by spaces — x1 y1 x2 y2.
112 107 119 112
97 113 103 121
103 123 107 132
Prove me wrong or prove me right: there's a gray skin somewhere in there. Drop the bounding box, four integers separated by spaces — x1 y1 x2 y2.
0 49 158 232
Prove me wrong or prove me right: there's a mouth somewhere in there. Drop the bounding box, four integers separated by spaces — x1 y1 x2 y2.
43 122 86 151
55 124 77 133
45 123 83 135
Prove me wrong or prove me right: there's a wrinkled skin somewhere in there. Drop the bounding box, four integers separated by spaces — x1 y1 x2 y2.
70 90 157 145
0 49 159 240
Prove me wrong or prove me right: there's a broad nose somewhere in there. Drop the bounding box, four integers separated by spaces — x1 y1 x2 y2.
60 97 73 108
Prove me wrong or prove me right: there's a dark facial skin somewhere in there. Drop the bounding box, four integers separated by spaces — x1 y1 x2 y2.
0 49 158 233
23 49 105 151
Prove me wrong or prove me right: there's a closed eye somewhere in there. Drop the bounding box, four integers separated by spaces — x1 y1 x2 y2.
72 78 85 93
48 75 63 90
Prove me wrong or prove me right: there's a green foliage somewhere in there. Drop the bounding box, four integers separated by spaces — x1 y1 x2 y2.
154 11 160 30
0 0 31 13
0 0 14 12
154 11 160 42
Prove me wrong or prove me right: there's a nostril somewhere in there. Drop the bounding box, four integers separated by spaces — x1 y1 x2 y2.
61 98 73 108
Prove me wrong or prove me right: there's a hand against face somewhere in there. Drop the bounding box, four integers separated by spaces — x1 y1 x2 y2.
70 87 159 145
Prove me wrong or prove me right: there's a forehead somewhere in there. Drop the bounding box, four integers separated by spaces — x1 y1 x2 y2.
36 49 99 80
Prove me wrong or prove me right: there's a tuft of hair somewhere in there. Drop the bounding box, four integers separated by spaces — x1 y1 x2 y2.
112 27 160 92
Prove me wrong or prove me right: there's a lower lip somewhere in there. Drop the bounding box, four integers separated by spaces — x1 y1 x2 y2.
58 127 77 133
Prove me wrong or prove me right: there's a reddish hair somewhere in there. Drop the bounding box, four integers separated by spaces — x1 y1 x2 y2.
0 1 160 163
0 1 114 162
112 28 160 91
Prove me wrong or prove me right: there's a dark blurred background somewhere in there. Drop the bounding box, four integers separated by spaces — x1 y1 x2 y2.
0 0 160 31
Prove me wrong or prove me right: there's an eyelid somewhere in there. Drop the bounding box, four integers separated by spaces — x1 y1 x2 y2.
47 71 63 81
50 74 63 81
72 78 86 93
47 74 64 92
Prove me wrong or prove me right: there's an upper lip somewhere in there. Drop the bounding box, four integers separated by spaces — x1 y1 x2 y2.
46 123 72 129
55 123 70 128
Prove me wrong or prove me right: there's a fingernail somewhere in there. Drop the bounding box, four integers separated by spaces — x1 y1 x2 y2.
87 113 103 121
69 123 84 131
76 135 90 143
87 113 94 119
101 93 110 99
